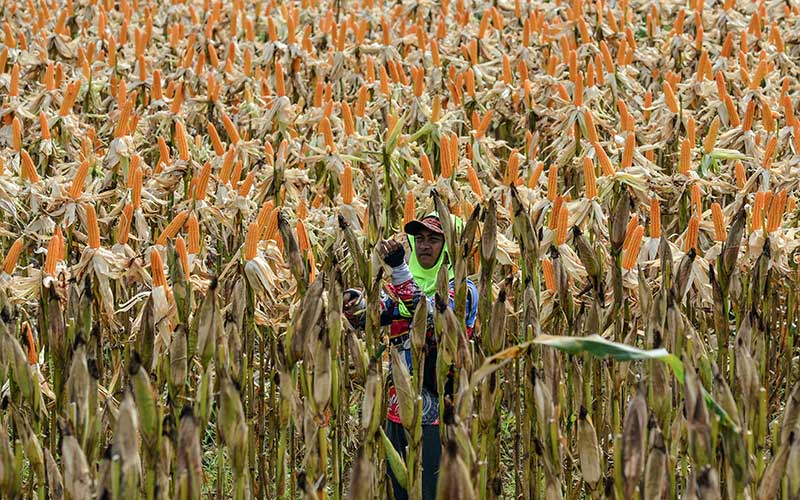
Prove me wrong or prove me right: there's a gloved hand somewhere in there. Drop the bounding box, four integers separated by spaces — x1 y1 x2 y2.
378 239 405 267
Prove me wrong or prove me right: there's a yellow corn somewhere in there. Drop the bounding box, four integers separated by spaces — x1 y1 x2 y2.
762 135 777 169
556 204 569 245
150 249 168 289
229 161 243 190
711 203 726 241
505 150 520 186
69 160 91 199
11 117 21 151
296 219 310 253
319 116 336 153
20 150 40 183
767 190 787 233
583 110 599 144
621 132 635 169
342 101 355 136
468 165 484 197
724 94 740 127
39 111 52 141
528 162 544 188
752 191 765 232
762 98 775 132
594 142 615 176
187 213 200 253
44 229 63 276
85 204 101 249
691 183 702 217
117 203 134 245
735 161 746 190
547 164 558 201
174 235 189 277
341 164 354 204
583 157 597 199
2 237 24 275
207 122 225 156
169 82 184 114
222 113 241 145
622 225 643 270
650 198 661 238
263 207 280 242
742 100 755 131
157 210 189 246
664 81 679 113
174 121 190 161
679 137 691 174
9 62 19 97
220 147 236 184
404 191 416 226
542 258 557 292
703 116 720 154
244 221 260 260
549 196 563 230
685 215 699 252
687 116 696 145
624 214 640 247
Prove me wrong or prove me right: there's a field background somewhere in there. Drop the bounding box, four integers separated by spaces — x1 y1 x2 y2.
0 0 799 498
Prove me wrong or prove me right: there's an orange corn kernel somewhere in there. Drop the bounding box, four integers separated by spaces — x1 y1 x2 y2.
244 221 260 260
624 214 640 247
703 116 720 154
69 160 91 199
174 121 190 161
621 132 635 168
664 81 679 113
85 204 101 249
762 135 778 169
340 164 354 204
711 203 726 241
157 210 189 245
194 162 212 201
650 198 661 238
20 150 40 183
207 122 225 156
542 258 557 292
296 219 310 253
420 153 434 183
547 164 558 201
187 213 201 253
594 142 615 176
150 249 168 289
403 191 416 226
622 225 643 270
467 165 484 197
735 161 746 189
583 157 597 199
690 183 702 216
556 204 569 245
2 237 24 274
222 113 241 145
679 137 692 174
752 191 766 231
684 215 699 252
117 203 134 245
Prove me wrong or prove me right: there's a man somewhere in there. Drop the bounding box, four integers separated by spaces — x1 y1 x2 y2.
344 213 478 500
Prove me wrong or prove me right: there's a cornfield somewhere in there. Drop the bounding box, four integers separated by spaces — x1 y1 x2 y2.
3 0 800 498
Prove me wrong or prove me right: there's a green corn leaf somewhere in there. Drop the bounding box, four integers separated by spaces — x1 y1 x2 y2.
380 427 408 490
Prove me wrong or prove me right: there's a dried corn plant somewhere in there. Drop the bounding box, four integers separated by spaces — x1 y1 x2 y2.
3 0 800 498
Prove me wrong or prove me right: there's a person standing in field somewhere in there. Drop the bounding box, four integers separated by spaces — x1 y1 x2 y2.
344 213 478 500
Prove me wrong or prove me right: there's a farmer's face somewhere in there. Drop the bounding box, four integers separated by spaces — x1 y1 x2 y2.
414 227 444 268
